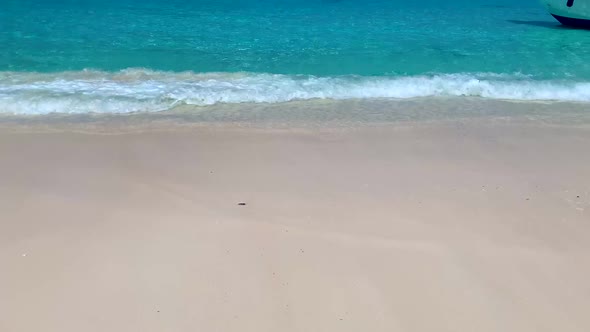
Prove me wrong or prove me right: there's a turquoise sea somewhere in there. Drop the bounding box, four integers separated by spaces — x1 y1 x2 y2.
2 0 590 114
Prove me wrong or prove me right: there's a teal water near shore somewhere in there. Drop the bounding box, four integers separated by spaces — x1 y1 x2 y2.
2 0 590 114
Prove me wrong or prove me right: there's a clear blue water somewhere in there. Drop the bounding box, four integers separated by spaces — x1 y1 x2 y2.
2 0 590 114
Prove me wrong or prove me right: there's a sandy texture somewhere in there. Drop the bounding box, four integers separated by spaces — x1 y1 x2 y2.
1 121 589 332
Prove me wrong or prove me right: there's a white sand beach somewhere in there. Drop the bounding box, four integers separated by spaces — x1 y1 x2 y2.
1 117 589 332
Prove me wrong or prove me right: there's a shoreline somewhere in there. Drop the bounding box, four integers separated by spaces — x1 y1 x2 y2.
2 97 590 133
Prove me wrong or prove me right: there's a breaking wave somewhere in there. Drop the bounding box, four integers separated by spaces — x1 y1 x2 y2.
1 69 589 114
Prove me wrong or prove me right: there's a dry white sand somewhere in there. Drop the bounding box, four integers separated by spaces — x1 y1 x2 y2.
1 121 589 332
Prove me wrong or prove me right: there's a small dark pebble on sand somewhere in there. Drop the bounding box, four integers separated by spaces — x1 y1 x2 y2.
238 202 247 206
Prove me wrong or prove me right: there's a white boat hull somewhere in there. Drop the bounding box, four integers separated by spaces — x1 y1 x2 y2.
542 0 590 28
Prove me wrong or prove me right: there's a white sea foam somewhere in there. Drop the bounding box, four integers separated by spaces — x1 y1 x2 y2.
1 69 589 114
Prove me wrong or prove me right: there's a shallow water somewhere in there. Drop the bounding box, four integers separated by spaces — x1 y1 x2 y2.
2 0 590 114
3 98 590 130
